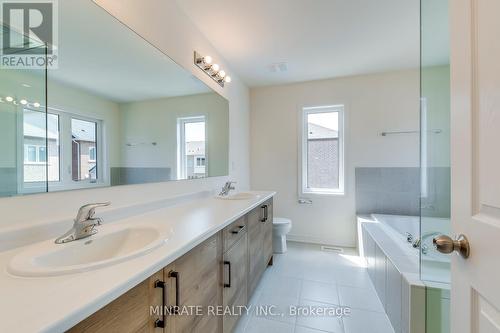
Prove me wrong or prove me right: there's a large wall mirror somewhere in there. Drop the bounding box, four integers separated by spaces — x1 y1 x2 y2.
0 0 229 197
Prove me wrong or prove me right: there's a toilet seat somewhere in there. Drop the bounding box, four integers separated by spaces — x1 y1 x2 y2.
273 217 291 225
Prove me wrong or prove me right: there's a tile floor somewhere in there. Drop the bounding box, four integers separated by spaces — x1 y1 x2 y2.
234 242 395 333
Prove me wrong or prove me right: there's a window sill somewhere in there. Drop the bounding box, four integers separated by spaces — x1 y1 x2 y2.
301 190 346 197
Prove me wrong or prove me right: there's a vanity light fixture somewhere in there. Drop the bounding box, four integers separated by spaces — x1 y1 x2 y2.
194 51 231 87
1 96 42 108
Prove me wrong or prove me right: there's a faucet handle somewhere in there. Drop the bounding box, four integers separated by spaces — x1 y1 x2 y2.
75 202 111 223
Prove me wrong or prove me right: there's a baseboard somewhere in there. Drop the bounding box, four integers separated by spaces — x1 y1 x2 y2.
287 234 354 248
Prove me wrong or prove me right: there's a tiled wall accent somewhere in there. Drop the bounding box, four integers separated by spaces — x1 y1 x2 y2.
355 167 420 216
421 167 451 218
355 167 450 218
110 167 171 186
0 168 18 197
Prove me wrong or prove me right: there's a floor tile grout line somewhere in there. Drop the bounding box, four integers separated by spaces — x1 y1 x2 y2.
335 281 346 333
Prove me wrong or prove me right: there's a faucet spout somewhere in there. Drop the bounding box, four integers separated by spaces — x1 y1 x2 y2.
55 202 111 244
219 181 236 196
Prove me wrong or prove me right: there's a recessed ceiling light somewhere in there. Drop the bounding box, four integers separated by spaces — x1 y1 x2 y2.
22 83 31 88
20 99 28 105
5 96 14 102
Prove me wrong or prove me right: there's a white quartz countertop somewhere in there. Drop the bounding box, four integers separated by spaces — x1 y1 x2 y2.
0 190 275 333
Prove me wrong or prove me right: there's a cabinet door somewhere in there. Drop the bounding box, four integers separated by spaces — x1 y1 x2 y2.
166 234 222 333
223 233 248 333
67 270 164 333
247 205 264 296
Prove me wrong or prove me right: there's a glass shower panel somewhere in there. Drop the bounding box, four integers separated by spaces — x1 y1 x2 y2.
420 0 451 332
0 25 47 196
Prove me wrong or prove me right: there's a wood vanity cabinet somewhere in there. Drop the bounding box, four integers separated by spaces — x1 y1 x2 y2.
165 233 222 333
67 270 164 333
221 218 248 333
247 199 274 296
67 198 274 333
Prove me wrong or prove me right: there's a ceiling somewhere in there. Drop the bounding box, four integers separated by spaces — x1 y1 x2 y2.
176 0 445 87
52 0 211 103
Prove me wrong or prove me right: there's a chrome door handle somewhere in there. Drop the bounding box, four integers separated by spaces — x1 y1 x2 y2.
433 234 470 259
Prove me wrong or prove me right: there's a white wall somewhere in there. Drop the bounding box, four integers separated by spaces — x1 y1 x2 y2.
119 93 229 176
0 0 250 230
93 0 250 188
250 69 420 247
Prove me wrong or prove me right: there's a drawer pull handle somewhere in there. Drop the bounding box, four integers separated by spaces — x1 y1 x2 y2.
223 261 231 288
231 225 245 234
260 205 268 222
168 270 180 314
154 280 166 328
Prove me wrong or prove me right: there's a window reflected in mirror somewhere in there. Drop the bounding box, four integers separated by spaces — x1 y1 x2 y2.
0 0 229 198
178 116 206 180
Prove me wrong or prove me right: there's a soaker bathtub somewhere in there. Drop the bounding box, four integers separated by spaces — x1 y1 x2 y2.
357 214 450 333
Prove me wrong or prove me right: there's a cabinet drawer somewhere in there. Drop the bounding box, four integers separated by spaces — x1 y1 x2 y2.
222 217 247 252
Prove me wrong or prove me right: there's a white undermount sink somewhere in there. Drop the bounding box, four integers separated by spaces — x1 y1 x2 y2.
8 224 169 277
216 192 260 200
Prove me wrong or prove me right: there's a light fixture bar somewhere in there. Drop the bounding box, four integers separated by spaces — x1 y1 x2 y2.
194 51 231 88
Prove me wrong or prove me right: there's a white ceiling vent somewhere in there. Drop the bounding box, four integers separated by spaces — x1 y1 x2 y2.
268 62 288 73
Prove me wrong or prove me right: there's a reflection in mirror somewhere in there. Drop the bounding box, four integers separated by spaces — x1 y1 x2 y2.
0 0 229 197
0 25 47 197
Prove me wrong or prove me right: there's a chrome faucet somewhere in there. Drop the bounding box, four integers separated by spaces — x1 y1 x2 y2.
405 232 414 243
219 181 236 196
412 238 421 248
55 202 111 244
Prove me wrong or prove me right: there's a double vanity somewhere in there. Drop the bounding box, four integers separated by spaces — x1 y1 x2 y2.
0 191 275 333
0 2 273 332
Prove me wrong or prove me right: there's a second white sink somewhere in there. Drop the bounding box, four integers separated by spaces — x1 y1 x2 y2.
8 224 169 277
216 192 260 200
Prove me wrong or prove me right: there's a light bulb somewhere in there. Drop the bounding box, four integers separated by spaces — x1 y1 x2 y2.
224 76 232 83
204 56 213 65
33 102 41 108
218 70 226 78
5 96 14 102
212 64 220 72
20 99 28 105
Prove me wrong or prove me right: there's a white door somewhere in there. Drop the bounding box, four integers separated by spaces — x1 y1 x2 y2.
449 0 500 332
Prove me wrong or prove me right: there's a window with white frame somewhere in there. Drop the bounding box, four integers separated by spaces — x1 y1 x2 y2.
21 108 104 190
300 105 344 195
177 116 207 179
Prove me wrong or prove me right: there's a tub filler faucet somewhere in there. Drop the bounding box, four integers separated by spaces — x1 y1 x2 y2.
412 238 421 249
405 232 414 243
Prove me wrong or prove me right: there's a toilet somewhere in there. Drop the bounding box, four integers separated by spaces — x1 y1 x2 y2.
273 217 292 253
